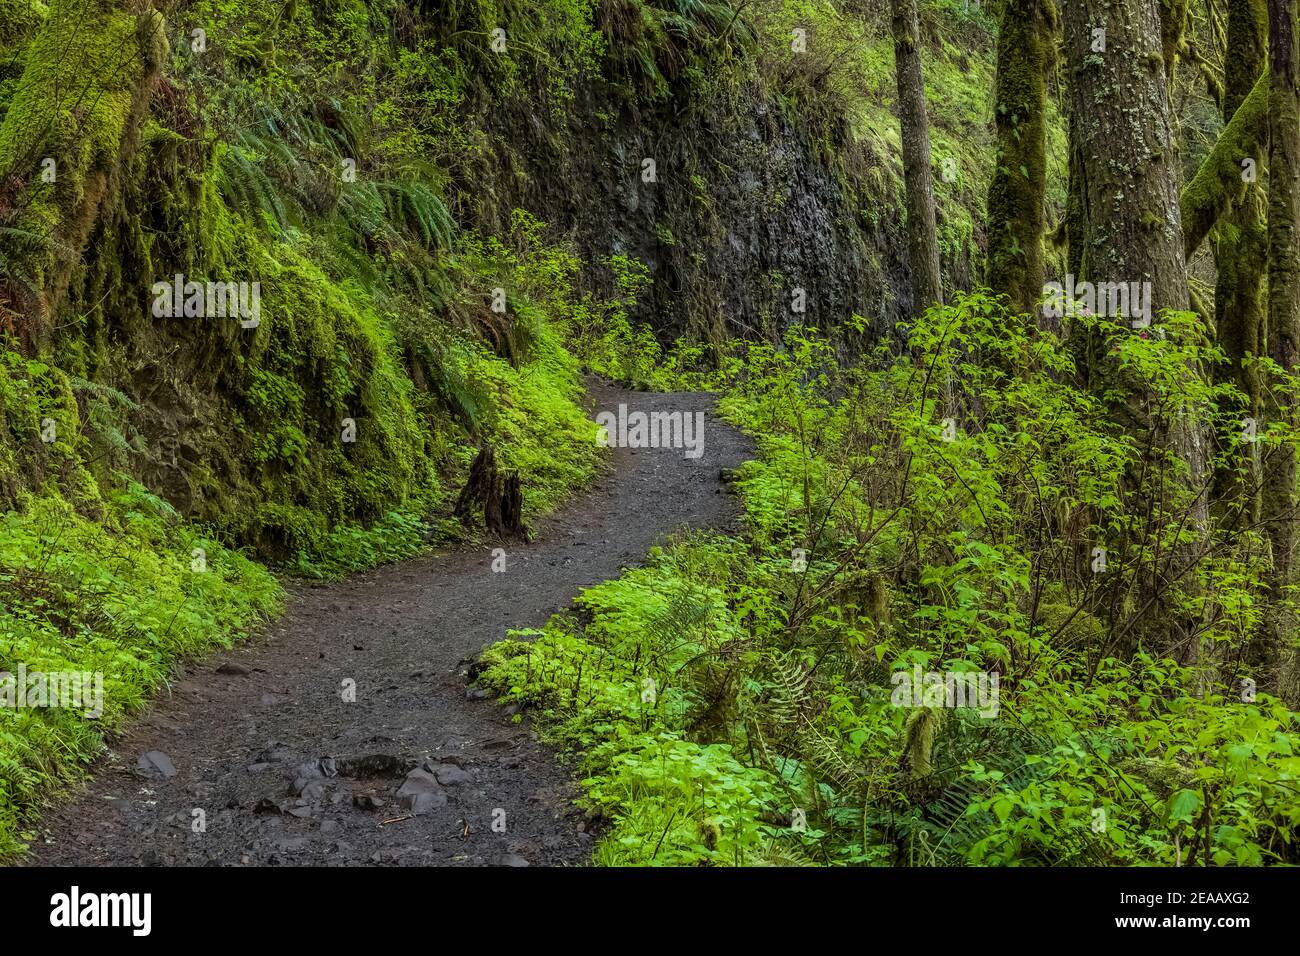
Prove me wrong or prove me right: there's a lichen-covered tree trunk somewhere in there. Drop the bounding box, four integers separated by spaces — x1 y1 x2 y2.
985 0 1053 314
1212 0 1269 518
1263 0 1300 703
1062 0 1189 314
891 0 943 312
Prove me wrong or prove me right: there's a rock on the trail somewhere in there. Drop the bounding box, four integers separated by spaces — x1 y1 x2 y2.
256 742 294 764
293 757 338 783
427 761 473 787
295 778 329 801
353 793 386 812
394 769 447 814
136 751 177 779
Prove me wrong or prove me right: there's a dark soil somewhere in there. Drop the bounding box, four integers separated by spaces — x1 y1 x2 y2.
25 382 750 867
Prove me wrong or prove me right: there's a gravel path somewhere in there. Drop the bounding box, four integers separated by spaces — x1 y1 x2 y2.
26 382 750 867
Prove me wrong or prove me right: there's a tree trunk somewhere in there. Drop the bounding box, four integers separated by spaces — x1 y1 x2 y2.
1062 0 1189 314
454 445 527 538
985 0 1053 315
1212 0 1269 519
1063 0 1208 672
891 0 943 312
1263 0 1300 703
1158 0 1189 86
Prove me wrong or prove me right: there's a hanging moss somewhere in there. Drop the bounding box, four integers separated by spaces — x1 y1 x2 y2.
1210 0 1268 518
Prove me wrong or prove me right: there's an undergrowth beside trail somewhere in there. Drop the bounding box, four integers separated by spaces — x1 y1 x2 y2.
0 486 281 857
483 293 1300 867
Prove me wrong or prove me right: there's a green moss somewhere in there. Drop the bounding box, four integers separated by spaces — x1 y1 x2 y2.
0 0 48 49
0 0 164 317
0 348 100 511
1181 70 1270 257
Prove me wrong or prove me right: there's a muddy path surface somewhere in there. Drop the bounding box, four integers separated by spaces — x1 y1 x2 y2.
27 382 750 867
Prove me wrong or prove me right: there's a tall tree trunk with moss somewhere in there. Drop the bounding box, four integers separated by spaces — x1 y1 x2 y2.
1062 0 1189 312
1063 0 1208 668
1263 0 1300 703
985 0 1053 315
891 0 943 312
1212 0 1269 520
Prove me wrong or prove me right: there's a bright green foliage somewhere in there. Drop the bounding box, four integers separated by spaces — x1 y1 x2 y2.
479 537 789 866
0 487 280 857
490 291 1300 866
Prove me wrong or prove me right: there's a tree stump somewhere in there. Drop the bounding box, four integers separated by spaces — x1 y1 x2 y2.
454 445 527 538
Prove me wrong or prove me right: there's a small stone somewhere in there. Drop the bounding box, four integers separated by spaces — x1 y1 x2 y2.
255 742 293 764
136 751 177 779
432 764 473 787
295 779 328 801
395 769 447 814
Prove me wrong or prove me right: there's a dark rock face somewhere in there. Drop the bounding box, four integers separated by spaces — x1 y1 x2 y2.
467 77 915 350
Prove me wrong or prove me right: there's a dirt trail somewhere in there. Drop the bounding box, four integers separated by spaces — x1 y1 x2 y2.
27 383 750 867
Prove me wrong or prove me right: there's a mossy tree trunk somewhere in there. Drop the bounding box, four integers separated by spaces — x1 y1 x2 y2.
1180 71 1271 258
1064 0 1209 669
1263 0 1300 703
1158 0 1189 85
1212 0 1269 519
985 0 1054 315
1062 0 1189 314
891 0 943 313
